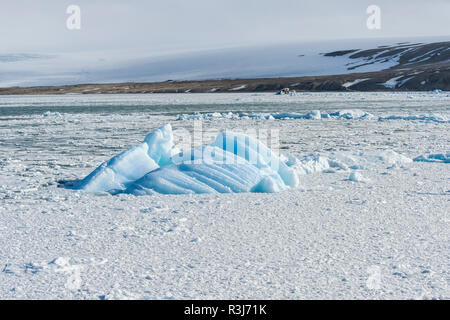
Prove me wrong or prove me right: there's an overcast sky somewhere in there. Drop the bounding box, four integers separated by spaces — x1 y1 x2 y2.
1 0 449 55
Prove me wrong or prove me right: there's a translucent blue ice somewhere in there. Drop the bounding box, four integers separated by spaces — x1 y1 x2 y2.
74 124 174 193
74 124 298 195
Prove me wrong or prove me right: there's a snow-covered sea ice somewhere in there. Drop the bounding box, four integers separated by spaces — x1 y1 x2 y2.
1 92 449 300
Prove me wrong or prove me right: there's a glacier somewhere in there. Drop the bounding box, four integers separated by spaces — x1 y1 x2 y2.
74 124 298 195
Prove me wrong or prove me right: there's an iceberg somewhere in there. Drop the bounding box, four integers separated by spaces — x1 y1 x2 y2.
74 124 175 193
74 124 298 195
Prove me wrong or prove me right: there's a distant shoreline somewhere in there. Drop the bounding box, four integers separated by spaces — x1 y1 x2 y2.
0 67 448 95
2 40 449 95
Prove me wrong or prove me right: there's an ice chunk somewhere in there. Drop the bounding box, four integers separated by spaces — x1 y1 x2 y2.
348 172 370 183
74 124 175 193
357 150 413 166
328 150 412 168
75 125 298 195
329 109 374 120
413 153 450 163
269 112 307 120
176 110 376 121
287 154 332 175
124 146 287 195
125 130 298 195
306 110 321 120
42 111 62 117
144 124 177 166
286 150 412 177
176 110 450 123
378 114 448 123
210 131 299 188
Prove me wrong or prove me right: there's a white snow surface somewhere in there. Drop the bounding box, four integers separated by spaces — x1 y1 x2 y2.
0 92 449 299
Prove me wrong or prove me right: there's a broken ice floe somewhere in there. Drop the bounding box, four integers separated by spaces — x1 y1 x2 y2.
74 125 177 193
73 124 298 195
176 109 374 121
378 114 448 123
348 171 371 183
176 110 449 123
288 150 412 176
42 111 63 117
413 153 449 163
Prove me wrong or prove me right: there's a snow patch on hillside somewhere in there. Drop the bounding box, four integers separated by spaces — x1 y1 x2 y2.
342 78 370 88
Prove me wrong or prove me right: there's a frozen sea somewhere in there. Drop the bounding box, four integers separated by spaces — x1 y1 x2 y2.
0 92 449 299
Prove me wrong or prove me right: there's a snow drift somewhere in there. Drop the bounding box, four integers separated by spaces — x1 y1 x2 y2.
74 124 298 195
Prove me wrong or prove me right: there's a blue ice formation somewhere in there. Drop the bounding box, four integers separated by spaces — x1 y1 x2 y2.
74 124 175 193
378 114 448 123
176 110 449 123
74 124 298 195
413 153 450 163
175 110 374 121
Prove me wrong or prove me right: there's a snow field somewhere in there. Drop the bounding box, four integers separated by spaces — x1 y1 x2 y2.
0 92 448 299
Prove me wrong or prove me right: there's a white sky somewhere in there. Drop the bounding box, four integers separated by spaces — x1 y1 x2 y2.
1 0 449 54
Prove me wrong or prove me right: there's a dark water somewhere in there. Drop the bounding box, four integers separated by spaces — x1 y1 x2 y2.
0 93 449 117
